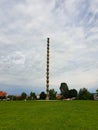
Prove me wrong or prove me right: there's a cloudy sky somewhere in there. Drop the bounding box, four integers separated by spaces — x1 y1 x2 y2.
0 0 98 95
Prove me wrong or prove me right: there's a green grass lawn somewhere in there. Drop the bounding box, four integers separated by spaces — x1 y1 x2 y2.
0 100 98 130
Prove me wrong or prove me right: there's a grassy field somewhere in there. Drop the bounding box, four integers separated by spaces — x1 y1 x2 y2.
0 100 98 130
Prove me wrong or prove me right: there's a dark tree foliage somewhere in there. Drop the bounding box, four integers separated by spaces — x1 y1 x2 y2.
96 89 98 95
40 92 46 100
30 92 36 100
60 82 69 98
89 93 94 100
7 95 14 100
49 89 57 100
69 89 77 98
78 88 91 100
21 92 27 100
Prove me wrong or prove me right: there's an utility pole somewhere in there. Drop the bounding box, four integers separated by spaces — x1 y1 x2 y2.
46 37 50 100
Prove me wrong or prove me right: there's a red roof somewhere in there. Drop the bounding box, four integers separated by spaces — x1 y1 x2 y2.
0 91 7 97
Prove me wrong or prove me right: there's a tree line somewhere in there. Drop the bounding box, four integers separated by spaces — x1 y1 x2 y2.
0 82 98 100
7 90 57 100
59 82 94 100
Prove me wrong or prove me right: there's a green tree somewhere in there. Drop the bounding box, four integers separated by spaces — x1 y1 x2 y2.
60 82 69 98
96 89 98 95
7 95 14 100
78 88 91 100
69 89 77 98
49 89 57 100
21 92 27 100
30 92 36 100
40 92 46 100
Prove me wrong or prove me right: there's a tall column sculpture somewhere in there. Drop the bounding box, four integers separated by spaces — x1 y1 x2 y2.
46 37 50 100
